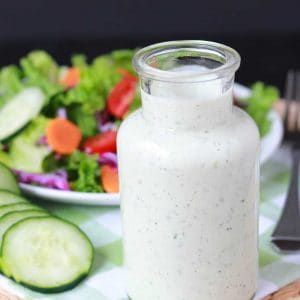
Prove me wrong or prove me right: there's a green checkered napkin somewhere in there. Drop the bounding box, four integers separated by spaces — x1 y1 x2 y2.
0 145 296 300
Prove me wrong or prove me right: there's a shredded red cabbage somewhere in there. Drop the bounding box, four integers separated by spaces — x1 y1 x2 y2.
36 135 48 146
57 107 67 119
99 122 117 132
0 144 9 152
54 153 62 161
95 110 110 124
14 169 70 190
98 152 118 168
95 110 116 132
84 147 93 154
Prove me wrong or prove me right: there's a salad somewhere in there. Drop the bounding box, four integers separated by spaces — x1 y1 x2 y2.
0 50 279 193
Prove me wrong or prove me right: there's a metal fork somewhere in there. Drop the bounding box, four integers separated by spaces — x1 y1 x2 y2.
271 70 300 252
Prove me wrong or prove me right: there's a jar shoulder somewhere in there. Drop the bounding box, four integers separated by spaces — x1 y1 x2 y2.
117 107 260 166
119 107 259 145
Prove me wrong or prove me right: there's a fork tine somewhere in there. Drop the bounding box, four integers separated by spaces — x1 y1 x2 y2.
296 71 300 101
285 70 295 131
295 72 300 132
285 69 295 100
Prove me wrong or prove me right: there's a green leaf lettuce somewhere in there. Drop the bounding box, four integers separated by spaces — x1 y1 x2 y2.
246 82 279 136
67 150 102 192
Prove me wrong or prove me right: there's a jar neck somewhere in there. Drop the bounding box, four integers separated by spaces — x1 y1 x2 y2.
141 78 234 130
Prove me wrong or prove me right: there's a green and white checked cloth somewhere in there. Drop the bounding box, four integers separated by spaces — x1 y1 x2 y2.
0 145 298 300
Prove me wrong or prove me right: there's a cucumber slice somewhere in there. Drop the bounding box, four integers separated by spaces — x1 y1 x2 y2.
1 217 94 293
0 190 27 206
0 210 49 250
0 163 20 195
0 203 43 219
0 87 45 141
0 151 12 168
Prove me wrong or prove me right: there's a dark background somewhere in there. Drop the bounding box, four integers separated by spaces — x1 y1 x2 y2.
0 0 299 91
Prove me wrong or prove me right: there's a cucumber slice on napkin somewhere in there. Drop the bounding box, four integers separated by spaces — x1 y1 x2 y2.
0 209 49 249
0 190 27 206
0 87 45 141
0 203 43 219
1 216 94 293
0 163 20 195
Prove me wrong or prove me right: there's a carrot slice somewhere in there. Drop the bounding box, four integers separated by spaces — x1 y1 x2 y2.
46 118 82 154
101 165 119 193
60 67 80 88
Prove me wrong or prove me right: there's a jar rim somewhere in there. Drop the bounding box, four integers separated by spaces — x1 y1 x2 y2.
133 40 241 83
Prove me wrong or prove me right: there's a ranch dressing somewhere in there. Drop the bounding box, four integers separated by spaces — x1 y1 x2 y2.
118 41 260 300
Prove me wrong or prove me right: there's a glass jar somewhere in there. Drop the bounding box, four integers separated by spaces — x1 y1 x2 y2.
118 40 260 300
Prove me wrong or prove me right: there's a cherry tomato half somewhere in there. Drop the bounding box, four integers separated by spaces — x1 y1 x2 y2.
83 130 117 154
107 75 137 119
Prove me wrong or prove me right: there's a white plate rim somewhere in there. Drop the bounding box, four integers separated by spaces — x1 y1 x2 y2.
20 83 283 206
233 83 283 164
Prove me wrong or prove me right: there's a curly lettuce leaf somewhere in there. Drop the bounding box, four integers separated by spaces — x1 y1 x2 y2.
0 51 64 109
51 57 111 114
68 106 98 138
67 150 102 192
246 82 279 137
20 51 62 100
22 51 58 82
71 54 88 70
110 49 136 73
42 152 65 173
91 55 121 97
47 50 136 116
0 65 23 107
9 116 51 172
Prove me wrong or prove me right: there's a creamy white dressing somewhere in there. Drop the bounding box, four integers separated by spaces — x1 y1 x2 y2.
118 66 260 300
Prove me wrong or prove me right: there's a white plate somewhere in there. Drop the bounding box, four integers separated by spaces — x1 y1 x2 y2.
20 183 119 206
20 83 283 206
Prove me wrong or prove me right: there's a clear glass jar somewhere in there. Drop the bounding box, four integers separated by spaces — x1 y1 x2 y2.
118 41 260 300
